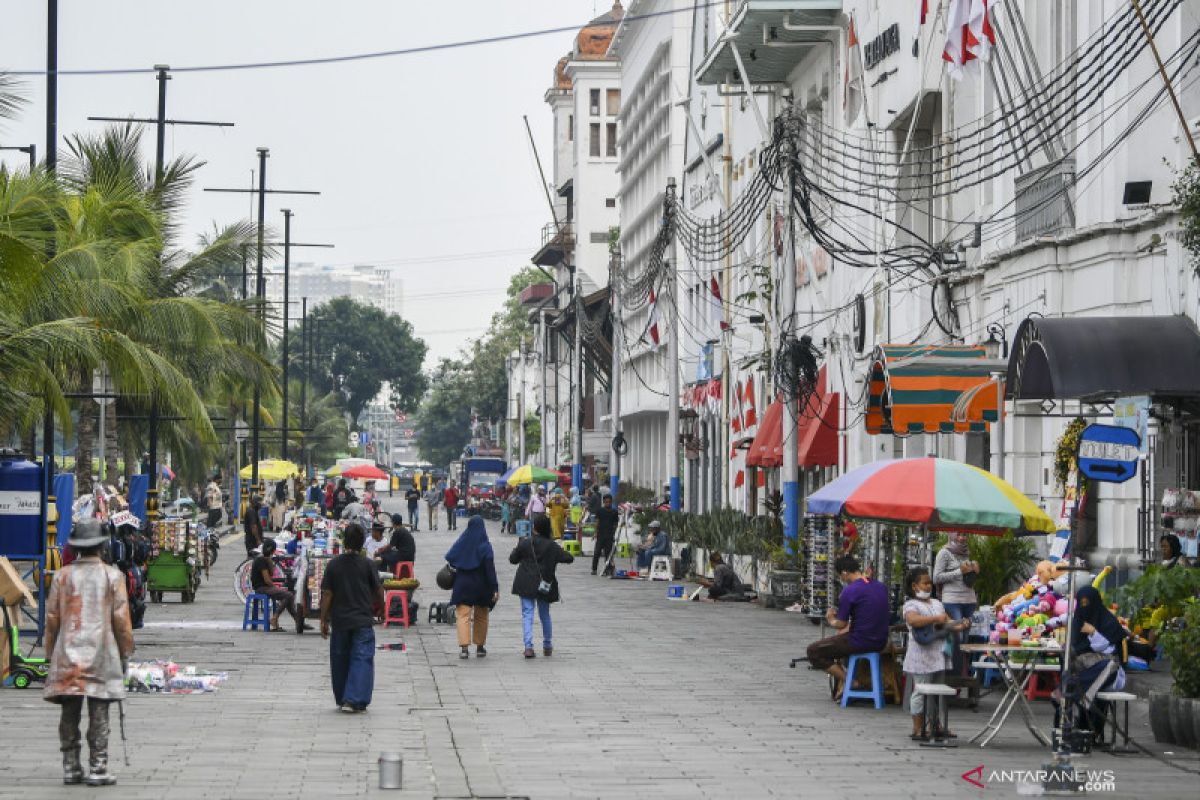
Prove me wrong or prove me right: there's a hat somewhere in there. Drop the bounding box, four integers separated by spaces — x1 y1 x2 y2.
537 485 547 493
371 519 385 530
648 520 661 529
69 518 108 548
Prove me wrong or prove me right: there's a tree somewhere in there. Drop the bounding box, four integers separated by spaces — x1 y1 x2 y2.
302 297 427 422
413 358 472 467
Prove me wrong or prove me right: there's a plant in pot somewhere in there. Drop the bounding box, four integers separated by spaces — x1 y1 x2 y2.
1160 599 1200 749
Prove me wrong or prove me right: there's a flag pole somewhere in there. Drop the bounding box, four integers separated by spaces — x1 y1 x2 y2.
1130 0 1199 163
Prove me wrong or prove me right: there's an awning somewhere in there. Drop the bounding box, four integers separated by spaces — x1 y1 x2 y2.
746 367 839 468
695 1 843 86
1006 315 1200 401
866 345 1006 435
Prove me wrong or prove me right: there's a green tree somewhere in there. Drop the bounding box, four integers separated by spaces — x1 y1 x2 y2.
302 297 427 421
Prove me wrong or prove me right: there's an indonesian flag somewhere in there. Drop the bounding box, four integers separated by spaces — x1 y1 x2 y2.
943 0 972 79
742 377 757 429
734 470 745 489
709 276 730 332
647 287 662 351
913 0 930 55
843 15 863 126
731 378 744 434
966 0 996 64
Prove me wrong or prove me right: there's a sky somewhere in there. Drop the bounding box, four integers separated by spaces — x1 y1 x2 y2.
0 0 609 366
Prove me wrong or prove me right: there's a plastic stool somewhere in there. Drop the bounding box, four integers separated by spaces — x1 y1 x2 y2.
616 541 632 558
1096 691 1138 751
562 540 582 556
383 590 410 628
648 555 672 581
1024 670 1059 701
971 659 1000 689
914 683 959 746
393 561 415 580
243 593 272 631
841 652 885 709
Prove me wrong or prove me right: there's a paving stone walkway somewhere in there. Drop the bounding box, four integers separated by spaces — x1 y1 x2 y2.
1 511 1196 799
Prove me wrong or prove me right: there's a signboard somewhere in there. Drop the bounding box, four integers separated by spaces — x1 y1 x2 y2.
359 430 370 445
234 420 249 443
0 490 41 515
1112 395 1150 453
1077 423 1141 483
348 431 360 448
110 510 142 530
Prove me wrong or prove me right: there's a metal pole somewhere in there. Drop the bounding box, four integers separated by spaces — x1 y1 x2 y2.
992 372 1005 480
610 261 621 500
1131 0 1200 163
146 65 172 523
540 311 549 467
281 209 292 462
252 147 268 491
301 297 308 476
666 183 680 512
45 0 57 173
780 95 800 550
572 280 583 490
154 66 169 184
519 342 527 465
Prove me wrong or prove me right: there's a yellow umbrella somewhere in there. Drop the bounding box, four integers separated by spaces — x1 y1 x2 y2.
325 464 343 476
239 459 301 481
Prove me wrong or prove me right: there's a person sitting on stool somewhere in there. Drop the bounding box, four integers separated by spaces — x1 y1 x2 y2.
635 520 670 571
804 555 890 695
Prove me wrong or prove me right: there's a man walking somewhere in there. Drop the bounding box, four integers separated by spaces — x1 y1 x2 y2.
592 493 619 576
443 481 460 530
405 484 421 531
203 474 223 530
426 482 442 531
44 519 135 786
319 524 384 713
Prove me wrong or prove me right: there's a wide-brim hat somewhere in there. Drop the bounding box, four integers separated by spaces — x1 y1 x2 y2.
69 518 108 548
648 520 661 529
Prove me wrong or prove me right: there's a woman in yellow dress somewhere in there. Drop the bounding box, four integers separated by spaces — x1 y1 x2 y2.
547 487 569 540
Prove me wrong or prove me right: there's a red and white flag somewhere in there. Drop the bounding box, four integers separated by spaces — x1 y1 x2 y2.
843 14 864 126
709 276 730 332
944 0 995 80
646 287 662 351
913 0 930 55
966 0 996 64
742 377 757 429
731 378 744 435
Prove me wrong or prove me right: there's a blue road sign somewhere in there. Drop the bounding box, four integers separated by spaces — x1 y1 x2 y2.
1077 423 1141 483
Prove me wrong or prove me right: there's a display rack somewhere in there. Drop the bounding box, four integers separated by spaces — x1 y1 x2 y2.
802 515 838 621
147 519 200 603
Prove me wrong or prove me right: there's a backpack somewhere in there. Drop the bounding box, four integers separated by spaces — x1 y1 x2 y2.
107 531 127 568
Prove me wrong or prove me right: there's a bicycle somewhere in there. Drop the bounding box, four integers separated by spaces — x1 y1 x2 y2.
233 552 299 607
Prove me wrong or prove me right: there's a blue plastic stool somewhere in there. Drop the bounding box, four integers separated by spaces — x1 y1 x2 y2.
243 593 273 631
841 652 885 709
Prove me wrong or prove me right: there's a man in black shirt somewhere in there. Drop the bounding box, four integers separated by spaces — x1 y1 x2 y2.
320 524 384 713
243 495 264 557
252 539 305 632
330 479 355 520
405 487 421 530
592 494 620 576
376 514 416 573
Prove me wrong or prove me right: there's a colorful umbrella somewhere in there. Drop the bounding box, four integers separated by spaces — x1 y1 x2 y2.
495 465 518 487
340 464 388 480
324 464 343 476
506 464 560 486
239 459 301 481
806 458 1055 535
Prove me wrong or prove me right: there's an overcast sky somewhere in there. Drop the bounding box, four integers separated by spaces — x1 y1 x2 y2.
1 0 606 365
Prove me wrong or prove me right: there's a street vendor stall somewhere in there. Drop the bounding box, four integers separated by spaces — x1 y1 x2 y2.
147 518 200 603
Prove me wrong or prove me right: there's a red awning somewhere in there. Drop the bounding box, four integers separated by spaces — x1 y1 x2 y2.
745 368 839 469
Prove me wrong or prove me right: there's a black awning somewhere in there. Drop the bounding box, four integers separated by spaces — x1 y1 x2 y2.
1006 315 1200 401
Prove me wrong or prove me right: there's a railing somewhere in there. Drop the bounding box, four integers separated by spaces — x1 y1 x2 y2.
540 222 574 248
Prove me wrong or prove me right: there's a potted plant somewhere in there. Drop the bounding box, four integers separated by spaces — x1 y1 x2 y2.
1160 599 1200 749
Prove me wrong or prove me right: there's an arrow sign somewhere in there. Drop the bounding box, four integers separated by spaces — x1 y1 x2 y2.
1077 423 1141 484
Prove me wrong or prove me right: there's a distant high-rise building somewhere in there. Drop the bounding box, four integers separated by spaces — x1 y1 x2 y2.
263 262 406 337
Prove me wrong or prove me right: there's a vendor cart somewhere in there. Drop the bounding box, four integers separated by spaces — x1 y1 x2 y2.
147 519 201 603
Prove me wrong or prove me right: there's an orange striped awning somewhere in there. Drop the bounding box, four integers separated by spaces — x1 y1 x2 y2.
866 345 1005 435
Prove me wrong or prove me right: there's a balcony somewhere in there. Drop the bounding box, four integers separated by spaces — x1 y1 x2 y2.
696 1 843 87
518 282 555 307
531 222 575 267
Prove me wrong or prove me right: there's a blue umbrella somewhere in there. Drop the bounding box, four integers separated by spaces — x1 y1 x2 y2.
495 465 518 487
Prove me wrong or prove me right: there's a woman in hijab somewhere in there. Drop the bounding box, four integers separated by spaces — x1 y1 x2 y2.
1159 533 1187 568
933 531 979 676
547 487 569 541
1066 586 1129 743
445 516 499 659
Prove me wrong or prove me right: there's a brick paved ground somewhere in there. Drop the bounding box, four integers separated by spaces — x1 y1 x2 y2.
1 509 1196 799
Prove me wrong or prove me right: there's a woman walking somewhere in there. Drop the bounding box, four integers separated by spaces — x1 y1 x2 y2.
445 516 498 659
509 516 574 658
547 487 569 541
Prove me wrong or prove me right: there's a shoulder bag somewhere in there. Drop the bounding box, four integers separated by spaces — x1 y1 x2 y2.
528 539 553 597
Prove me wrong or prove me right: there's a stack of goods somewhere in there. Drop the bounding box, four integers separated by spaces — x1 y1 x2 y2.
803 516 836 620
125 660 227 694
307 556 329 599
1162 489 1200 559
152 520 194 557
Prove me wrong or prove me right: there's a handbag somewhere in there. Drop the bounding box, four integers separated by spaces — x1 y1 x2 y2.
436 562 457 591
528 539 552 596
911 622 951 645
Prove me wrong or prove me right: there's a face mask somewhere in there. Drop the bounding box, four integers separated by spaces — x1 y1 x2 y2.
915 590 932 600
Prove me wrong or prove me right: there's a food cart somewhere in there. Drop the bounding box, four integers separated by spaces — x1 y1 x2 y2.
147 519 201 603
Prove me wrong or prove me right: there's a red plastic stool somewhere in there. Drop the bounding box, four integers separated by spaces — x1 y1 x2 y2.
383 589 410 628
1024 669 1059 701
393 561 415 580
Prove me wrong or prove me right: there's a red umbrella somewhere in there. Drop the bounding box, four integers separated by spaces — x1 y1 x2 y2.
341 464 389 481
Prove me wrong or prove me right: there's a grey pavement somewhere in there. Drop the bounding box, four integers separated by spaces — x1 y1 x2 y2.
1 507 1197 799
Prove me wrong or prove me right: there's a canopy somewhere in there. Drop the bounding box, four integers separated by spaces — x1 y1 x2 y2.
341 464 388 480
866 345 1005 435
806 458 1055 535
495 465 518 487
239 459 301 481
746 367 839 468
1006 315 1200 401
506 464 559 486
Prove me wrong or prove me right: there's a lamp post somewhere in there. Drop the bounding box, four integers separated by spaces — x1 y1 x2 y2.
0 145 36 171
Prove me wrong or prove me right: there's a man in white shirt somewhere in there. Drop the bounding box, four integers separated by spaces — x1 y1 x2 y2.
363 521 388 560
204 477 223 529
525 485 548 524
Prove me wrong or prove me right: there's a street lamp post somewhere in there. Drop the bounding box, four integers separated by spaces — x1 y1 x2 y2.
0 145 36 171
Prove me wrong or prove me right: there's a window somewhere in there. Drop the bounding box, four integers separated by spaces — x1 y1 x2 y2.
590 89 601 116
606 123 617 157
606 88 620 116
589 123 601 157
568 114 574 142
605 197 616 208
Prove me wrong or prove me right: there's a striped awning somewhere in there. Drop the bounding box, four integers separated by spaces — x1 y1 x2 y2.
866 345 1006 435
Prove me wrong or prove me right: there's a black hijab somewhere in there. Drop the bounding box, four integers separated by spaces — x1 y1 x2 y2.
1071 586 1127 654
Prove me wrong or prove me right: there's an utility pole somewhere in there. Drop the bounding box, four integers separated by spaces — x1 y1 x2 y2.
609 256 622 500
300 297 308 475
540 312 549 467
45 0 57 173
780 95 800 550
89 65 234 522
205 153 319 492
666 179 681 511
0 145 36 171
519 342 527 464
572 280 584 491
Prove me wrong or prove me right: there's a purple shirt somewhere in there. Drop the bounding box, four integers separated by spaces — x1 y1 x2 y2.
836 577 891 651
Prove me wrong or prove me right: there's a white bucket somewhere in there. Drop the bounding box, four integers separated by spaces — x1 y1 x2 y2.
378 752 403 789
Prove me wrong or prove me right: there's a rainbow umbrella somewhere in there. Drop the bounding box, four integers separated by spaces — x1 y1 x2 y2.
807 458 1055 535
506 464 560 487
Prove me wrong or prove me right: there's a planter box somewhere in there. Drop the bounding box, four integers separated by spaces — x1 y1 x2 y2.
1149 691 1175 744
769 570 803 605
1170 695 1197 749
